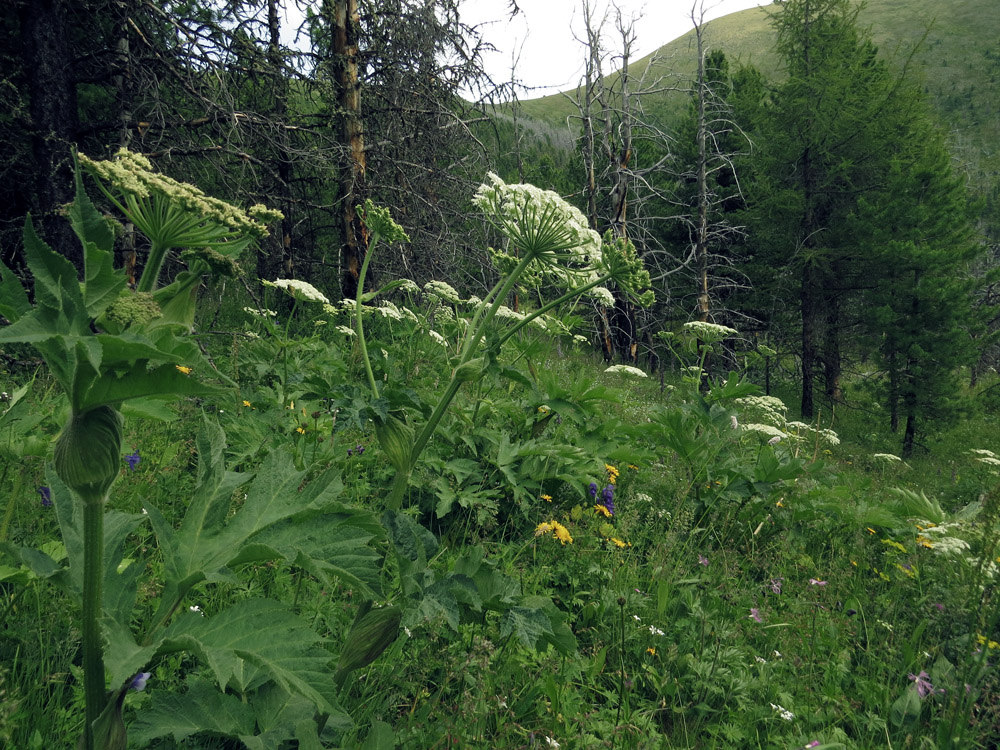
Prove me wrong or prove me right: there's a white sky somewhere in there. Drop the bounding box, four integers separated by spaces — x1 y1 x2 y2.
459 0 771 95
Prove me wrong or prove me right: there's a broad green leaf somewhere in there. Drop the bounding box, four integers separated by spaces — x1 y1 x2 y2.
22 214 87 331
414 579 461 631
889 686 922 728
78 363 225 411
128 677 256 744
249 508 383 598
102 617 159 690
501 603 552 651
70 164 125 318
0 259 30 322
159 599 338 714
120 396 178 422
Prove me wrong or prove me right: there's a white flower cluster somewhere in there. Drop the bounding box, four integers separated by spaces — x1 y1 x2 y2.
605 365 648 378
264 278 330 304
872 453 902 463
243 306 277 318
770 703 794 721
735 396 788 428
335 325 356 337
423 280 461 304
376 301 403 321
473 172 602 270
682 320 739 343
976 456 1000 467
428 330 448 347
786 421 841 446
588 286 616 308
742 423 787 441
969 448 997 457
573 334 589 344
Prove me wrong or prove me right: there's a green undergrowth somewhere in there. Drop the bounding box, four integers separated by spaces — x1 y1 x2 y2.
3 317 1000 748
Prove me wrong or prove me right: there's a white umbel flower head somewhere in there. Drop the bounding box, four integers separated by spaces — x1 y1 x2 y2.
423 280 461 304
682 320 738 343
264 278 330 304
473 172 602 273
605 364 647 378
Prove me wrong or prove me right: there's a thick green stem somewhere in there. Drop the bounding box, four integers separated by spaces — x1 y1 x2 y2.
355 237 381 399
81 491 108 750
136 240 169 294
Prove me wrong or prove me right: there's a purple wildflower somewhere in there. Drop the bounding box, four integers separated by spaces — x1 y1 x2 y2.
602 484 615 515
125 450 140 472
749 608 763 623
356 445 365 455
347 448 353 457
38 486 52 507
909 670 942 698
698 554 709 567
770 577 783 594
805 743 821 749
588 482 598 498
809 578 827 587
129 671 151 692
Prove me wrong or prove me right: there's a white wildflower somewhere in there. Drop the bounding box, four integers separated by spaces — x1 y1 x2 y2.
397 278 420 294
589 286 616 308
399 306 420 322
264 278 330 304
977 456 1000 467
335 325 356 337
424 280 461 304
377 301 403 321
634 493 653 504
605 364 647 378
769 703 794 721
742 423 786 441
969 449 997 458
682 320 738 343
573 334 589 344
428 330 448 346
243 306 277 318
649 625 664 636
873 453 902 463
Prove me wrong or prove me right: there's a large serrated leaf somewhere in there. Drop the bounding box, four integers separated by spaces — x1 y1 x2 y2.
159 599 338 714
0 259 30 322
70 164 125 318
128 677 256 744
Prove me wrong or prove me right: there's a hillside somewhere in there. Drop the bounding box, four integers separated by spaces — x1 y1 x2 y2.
518 0 1000 186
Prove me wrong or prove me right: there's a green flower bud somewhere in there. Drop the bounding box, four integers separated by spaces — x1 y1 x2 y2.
334 601 401 688
452 357 485 383
54 406 123 501
374 413 413 475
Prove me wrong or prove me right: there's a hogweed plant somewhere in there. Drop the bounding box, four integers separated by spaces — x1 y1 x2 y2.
0 160 383 749
352 174 654 511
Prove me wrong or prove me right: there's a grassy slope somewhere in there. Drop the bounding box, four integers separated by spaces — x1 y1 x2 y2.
518 0 1000 180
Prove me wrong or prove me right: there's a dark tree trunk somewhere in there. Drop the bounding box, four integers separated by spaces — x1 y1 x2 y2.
333 0 369 300
19 0 80 269
800 265 819 419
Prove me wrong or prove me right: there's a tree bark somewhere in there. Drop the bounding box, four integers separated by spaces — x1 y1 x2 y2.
332 0 369 299
19 0 80 270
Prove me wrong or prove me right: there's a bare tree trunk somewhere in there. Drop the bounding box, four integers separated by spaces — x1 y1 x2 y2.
19 0 80 269
333 0 369 299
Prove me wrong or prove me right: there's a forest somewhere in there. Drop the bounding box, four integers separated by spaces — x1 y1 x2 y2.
2 0 1000 748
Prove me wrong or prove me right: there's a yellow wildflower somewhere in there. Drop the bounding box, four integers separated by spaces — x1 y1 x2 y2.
850 560 858 567
242 400 252 408
610 537 627 548
882 539 908 554
866 527 876 535
646 647 656 656
175 365 193 375
541 494 553 503
594 504 612 518
551 521 573 545
775 500 784 508
296 427 306 435
916 536 934 549
534 522 554 537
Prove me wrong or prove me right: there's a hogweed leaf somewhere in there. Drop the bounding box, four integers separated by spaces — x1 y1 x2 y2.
128 678 256 744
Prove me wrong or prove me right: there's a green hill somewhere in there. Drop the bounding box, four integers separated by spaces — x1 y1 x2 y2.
517 0 1000 186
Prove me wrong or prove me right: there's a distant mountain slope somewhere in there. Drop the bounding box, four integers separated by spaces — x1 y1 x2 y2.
517 0 1000 181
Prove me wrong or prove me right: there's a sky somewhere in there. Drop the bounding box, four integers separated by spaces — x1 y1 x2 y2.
459 0 772 95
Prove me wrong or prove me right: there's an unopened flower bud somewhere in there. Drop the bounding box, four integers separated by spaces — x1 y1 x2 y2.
54 406 123 501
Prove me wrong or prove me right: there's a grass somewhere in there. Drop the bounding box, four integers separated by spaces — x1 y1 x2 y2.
2 282 1000 748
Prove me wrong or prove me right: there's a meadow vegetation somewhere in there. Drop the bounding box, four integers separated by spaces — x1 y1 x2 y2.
1 151 1000 750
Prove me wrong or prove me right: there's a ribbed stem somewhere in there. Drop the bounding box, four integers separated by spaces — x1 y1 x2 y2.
81 491 107 750
136 240 168 293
